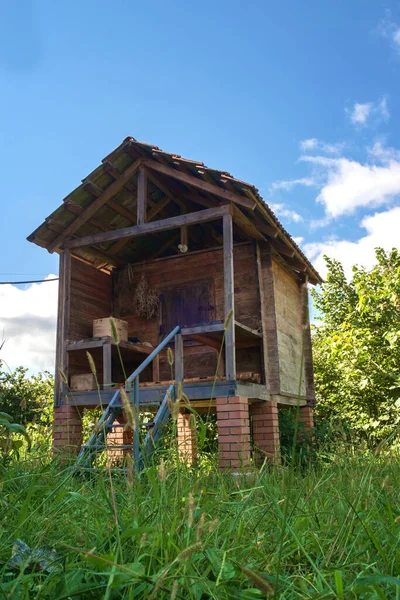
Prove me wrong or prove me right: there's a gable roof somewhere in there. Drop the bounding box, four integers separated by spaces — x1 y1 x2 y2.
28 136 322 284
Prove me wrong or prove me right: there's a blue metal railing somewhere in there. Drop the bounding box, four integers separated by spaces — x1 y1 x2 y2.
76 325 180 469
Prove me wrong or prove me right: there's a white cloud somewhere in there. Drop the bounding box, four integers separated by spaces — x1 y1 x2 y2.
378 14 400 52
350 102 373 125
270 177 316 191
300 152 400 218
269 202 303 223
0 276 58 373
347 97 389 126
304 206 400 278
293 236 304 246
299 138 344 154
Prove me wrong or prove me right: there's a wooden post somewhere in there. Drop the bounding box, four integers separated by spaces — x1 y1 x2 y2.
180 225 188 250
261 244 280 394
55 254 64 405
255 243 270 393
175 333 184 384
223 213 236 381
137 167 147 225
103 343 112 389
300 276 316 407
57 249 71 401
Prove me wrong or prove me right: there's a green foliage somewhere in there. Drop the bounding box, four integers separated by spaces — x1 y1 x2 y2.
0 412 31 465
1 451 400 598
0 367 53 427
312 248 400 444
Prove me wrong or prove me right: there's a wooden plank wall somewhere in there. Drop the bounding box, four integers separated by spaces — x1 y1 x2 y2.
68 258 112 341
272 258 306 396
113 243 262 381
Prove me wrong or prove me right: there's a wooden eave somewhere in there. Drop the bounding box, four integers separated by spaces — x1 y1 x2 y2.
27 136 322 284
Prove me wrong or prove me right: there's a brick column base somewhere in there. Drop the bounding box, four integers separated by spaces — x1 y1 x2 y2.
216 396 251 470
250 401 281 465
53 405 83 456
107 416 133 466
177 411 197 464
298 406 314 435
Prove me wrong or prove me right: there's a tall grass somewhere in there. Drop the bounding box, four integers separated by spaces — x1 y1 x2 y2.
1 446 400 598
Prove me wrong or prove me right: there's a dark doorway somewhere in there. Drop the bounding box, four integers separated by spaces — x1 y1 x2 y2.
160 281 214 334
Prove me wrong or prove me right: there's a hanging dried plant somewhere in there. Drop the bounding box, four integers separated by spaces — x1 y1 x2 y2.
133 274 160 320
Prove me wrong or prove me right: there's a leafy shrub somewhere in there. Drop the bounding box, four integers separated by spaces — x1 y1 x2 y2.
312 248 400 446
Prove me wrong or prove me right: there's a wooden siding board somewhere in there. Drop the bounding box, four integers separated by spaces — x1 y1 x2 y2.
272 258 306 396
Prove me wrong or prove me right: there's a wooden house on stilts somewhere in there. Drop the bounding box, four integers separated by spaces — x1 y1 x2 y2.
28 136 322 469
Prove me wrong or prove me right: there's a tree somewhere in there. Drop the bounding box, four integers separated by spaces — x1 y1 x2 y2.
0 366 53 426
312 248 400 445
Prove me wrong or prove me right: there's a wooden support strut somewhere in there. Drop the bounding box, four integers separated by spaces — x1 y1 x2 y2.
63 205 232 249
47 158 142 253
223 213 236 381
137 166 147 225
141 159 256 210
58 249 71 400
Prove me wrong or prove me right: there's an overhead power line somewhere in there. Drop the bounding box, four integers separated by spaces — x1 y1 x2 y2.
0 278 59 285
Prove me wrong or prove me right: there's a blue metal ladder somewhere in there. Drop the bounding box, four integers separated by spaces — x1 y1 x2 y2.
75 325 180 470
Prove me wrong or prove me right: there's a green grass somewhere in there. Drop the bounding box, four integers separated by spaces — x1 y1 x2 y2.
1 448 400 599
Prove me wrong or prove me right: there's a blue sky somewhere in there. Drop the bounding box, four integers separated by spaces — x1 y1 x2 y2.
1 0 400 371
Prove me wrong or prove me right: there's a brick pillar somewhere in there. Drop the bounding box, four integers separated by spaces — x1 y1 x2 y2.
177 411 197 464
250 401 281 465
53 405 83 455
107 417 133 465
298 406 314 435
216 396 251 470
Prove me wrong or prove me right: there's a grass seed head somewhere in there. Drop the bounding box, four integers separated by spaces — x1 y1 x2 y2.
208 518 219 533
170 580 179 600
110 318 120 344
196 512 206 542
240 565 274 596
86 352 97 377
125 454 134 487
158 458 166 481
187 492 195 528
167 347 174 366
120 387 136 431
58 368 68 384
176 542 202 562
224 309 233 330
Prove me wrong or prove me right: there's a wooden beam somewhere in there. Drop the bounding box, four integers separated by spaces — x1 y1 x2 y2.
147 196 172 221
300 277 316 407
102 160 137 194
47 158 142 253
64 201 109 232
141 159 256 210
284 256 308 272
57 249 71 401
137 166 147 225
269 239 295 258
190 334 222 351
259 243 280 394
54 253 65 405
64 205 231 249
108 199 137 223
253 218 279 238
175 333 184 384
223 213 236 381
231 205 265 242
256 243 270 392
103 343 112 390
